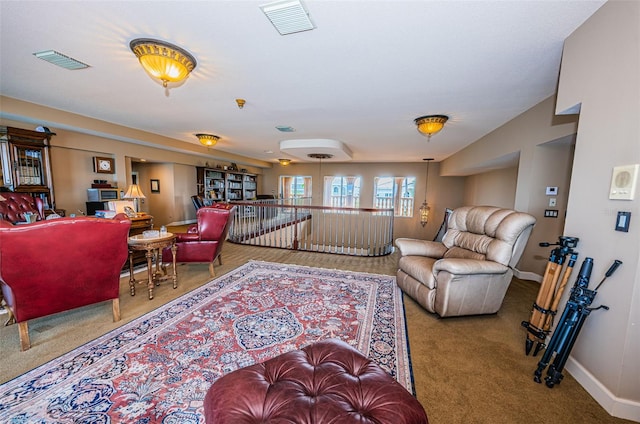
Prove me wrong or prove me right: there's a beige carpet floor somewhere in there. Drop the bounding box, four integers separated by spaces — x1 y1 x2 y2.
0 240 633 423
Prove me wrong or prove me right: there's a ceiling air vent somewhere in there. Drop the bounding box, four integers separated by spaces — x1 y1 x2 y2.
276 125 296 132
260 0 315 35
33 50 90 70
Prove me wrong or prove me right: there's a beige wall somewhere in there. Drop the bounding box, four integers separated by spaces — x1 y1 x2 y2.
463 167 517 209
554 0 639 419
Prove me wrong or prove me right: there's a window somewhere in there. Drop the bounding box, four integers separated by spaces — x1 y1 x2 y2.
323 176 361 207
374 177 416 217
279 175 312 199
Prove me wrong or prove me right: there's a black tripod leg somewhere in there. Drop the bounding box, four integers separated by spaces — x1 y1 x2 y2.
545 308 590 388
534 304 577 383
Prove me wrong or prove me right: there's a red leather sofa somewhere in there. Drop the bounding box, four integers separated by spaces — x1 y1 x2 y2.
0 192 45 223
0 215 131 350
162 203 236 277
204 338 429 424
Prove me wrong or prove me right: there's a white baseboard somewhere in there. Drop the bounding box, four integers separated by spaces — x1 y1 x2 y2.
566 357 640 422
514 268 543 283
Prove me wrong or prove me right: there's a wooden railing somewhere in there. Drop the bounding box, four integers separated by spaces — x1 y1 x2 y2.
228 198 394 256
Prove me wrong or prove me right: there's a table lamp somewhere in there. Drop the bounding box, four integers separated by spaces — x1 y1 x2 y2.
122 184 146 216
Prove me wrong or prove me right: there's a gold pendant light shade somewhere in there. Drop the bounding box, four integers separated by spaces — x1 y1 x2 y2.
130 38 197 88
414 115 449 139
196 134 220 147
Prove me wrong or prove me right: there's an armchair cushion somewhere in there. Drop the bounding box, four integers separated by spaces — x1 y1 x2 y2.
396 206 536 317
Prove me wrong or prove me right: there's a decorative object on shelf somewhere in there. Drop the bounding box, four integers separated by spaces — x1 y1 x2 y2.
196 133 219 147
129 38 197 88
419 158 434 227
122 183 146 215
278 158 291 166
123 205 137 218
414 115 449 141
229 163 238 171
93 156 115 174
235 98 246 109
150 179 160 193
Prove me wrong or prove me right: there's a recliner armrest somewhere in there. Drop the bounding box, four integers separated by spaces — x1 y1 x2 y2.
433 258 508 275
396 238 447 258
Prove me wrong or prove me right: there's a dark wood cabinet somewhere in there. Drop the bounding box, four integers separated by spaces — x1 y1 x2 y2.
0 126 55 209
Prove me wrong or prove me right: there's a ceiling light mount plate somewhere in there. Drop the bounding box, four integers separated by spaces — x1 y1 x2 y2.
280 139 351 162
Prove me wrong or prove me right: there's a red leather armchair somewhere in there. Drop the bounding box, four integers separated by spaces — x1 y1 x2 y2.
0 215 131 350
0 192 45 223
162 204 236 277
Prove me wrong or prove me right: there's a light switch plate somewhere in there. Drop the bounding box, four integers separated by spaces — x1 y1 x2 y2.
615 211 631 232
609 164 639 200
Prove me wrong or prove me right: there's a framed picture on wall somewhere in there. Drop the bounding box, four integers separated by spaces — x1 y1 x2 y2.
150 179 160 193
93 156 114 174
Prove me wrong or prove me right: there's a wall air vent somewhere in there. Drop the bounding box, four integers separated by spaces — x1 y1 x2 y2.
33 50 90 70
260 0 315 35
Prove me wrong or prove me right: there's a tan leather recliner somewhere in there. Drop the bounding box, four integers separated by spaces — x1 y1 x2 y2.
395 206 536 317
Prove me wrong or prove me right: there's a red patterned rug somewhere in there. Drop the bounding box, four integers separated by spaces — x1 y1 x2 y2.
0 261 412 423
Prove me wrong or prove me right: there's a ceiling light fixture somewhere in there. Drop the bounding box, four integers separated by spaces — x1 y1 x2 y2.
130 38 197 88
236 99 246 109
415 115 449 141
278 159 291 166
196 133 220 147
419 158 434 227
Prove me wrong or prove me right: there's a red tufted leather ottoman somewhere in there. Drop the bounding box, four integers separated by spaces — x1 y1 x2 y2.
203 338 428 423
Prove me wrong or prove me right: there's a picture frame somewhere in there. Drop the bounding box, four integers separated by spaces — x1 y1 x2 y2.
150 179 160 193
93 156 115 174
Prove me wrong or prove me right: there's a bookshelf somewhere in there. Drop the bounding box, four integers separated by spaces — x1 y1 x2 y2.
196 167 258 202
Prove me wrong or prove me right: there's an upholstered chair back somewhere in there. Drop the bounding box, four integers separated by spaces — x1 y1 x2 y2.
442 206 537 267
197 204 235 240
0 192 45 223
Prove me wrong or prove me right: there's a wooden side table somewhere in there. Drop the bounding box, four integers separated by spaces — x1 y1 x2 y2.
125 215 153 269
128 232 177 300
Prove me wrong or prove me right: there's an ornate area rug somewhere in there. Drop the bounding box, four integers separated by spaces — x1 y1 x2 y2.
0 261 412 423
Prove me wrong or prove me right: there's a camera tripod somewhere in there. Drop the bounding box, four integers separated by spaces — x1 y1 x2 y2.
533 258 621 387
521 236 579 356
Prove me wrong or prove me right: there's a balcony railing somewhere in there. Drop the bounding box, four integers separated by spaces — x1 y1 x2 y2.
228 198 394 256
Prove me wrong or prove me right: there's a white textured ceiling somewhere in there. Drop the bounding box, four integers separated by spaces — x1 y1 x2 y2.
0 1 605 165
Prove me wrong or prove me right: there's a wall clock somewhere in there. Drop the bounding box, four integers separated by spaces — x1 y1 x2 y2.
94 156 115 174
